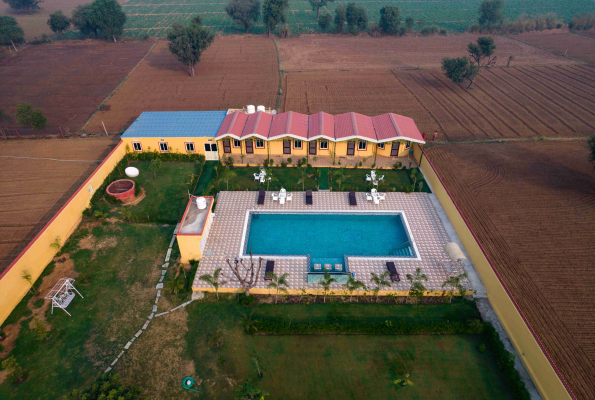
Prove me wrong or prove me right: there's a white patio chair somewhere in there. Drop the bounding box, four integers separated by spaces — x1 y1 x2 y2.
378 175 384 181
378 193 386 200
260 176 266 183
370 171 377 179
371 188 378 195
254 173 261 181
286 193 293 201
366 193 373 201
366 174 372 182
272 193 279 201
373 180 378 186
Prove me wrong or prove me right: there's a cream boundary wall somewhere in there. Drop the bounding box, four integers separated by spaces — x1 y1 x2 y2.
0 142 127 326
413 144 572 400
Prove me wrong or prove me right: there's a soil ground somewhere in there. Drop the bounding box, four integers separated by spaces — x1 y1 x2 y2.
425 140 595 400
0 137 119 272
0 40 153 137
510 31 595 65
85 36 279 133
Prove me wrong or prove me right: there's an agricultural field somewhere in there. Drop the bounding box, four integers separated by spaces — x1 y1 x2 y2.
117 0 595 37
277 34 575 71
510 31 595 65
0 138 119 272
84 37 279 133
282 65 595 141
0 40 153 137
426 140 595 400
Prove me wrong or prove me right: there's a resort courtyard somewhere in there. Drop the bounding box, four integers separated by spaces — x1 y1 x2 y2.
193 190 470 295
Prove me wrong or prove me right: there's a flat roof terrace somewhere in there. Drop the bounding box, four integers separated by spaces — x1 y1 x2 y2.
193 191 468 294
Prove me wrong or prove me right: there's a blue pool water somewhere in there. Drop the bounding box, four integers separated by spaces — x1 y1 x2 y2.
245 213 415 262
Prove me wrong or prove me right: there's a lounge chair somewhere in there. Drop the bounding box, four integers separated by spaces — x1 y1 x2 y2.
386 261 400 282
313 264 322 271
324 264 332 271
257 190 265 205
334 264 343 272
349 191 357 206
264 260 275 281
306 189 313 205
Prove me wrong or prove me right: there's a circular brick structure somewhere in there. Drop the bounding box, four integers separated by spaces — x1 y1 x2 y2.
106 179 136 201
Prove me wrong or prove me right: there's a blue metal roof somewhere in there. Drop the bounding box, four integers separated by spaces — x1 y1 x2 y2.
121 111 228 138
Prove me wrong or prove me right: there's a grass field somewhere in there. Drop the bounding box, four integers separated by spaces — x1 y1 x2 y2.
329 167 431 193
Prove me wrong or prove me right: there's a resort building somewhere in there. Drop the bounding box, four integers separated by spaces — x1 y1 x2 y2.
120 109 426 165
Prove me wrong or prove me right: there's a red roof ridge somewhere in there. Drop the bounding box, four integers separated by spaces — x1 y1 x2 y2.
388 113 402 138
350 113 359 138
228 111 240 135
286 111 293 136
253 111 262 136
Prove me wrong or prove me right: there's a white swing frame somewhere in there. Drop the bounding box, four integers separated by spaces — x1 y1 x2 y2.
44 278 84 316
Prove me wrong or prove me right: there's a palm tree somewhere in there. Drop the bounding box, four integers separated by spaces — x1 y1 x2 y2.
266 272 290 303
441 273 468 302
343 276 366 302
297 164 308 191
21 269 37 294
318 272 336 303
406 268 428 304
370 271 391 302
166 278 184 294
313 168 321 189
239 311 258 334
200 267 223 300
333 168 348 191
219 167 237 191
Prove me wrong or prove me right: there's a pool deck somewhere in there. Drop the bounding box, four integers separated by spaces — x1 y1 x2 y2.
192 191 470 295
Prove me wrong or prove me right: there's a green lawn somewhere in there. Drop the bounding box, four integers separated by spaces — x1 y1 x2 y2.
92 161 200 223
329 167 432 193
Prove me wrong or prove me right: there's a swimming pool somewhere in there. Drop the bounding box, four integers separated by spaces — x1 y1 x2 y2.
243 212 417 266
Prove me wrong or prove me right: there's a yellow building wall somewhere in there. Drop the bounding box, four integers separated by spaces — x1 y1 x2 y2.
414 143 571 400
177 235 203 263
333 140 375 158
0 142 127 326
307 139 333 157
121 137 217 155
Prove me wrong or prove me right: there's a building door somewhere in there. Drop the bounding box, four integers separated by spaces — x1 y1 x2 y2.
346 141 355 156
390 142 399 157
245 139 254 154
222 139 231 154
309 141 317 155
283 140 291 154
204 143 219 160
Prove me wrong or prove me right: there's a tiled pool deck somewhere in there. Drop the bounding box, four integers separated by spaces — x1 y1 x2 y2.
192 191 469 294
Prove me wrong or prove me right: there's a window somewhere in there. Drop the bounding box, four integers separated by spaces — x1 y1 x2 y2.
185 142 195 152
405 140 411 149
294 139 302 149
319 140 328 150
159 142 169 152
255 139 265 148
358 140 367 151
132 142 142 152
377 143 385 150
233 139 241 148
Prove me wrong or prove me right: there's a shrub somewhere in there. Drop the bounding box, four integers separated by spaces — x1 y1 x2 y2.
278 26 290 38
439 28 447 35
239 293 256 306
368 25 381 37
287 157 292 164
63 373 142 400
420 25 439 36
280 161 287 168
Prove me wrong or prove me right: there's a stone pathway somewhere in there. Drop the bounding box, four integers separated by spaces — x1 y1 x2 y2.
104 222 196 374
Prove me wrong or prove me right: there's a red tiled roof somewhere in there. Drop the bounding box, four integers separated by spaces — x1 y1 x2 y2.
268 111 309 140
334 112 376 141
241 111 273 139
308 112 335 140
215 111 248 139
373 113 425 144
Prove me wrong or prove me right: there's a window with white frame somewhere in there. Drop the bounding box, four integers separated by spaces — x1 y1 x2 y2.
319 140 328 150
159 142 169 152
132 142 142 152
358 140 367 151
185 142 195 152
405 140 411 149
255 139 265 148
294 139 302 149
233 139 241 147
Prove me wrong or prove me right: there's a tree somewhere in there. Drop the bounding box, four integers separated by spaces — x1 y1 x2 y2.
149 158 162 178
190 15 202 26
406 268 427 304
225 250 263 296
478 0 504 29
226 0 260 33
266 272 289 303
262 0 288 37
32 318 48 340
72 4 98 38
233 379 269 400
334 5 346 33
48 11 71 38
332 167 347 191
30 109 47 134
1 356 26 384
465 36 496 88
0 109 11 138
167 21 215 76
405 16 414 31
264 168 277 190
343 275 365 302
318 272 336 303
239 311 258 333
297 164 308 191
441 57 478 88
589 136 595 169
63 373 142 400
88 0 127 42
166 278 184 294
200 267 223 299
345 2 367 34
0 16 24 50
370 271 390 302
308 0 333 19
21 269 37 294
16 103 33 127
220 167 237 190
442 273 468 302
379 6 399 35
394 373 414 387
2 0 41 14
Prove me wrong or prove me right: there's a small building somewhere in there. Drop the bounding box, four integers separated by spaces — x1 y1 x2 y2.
120 109 425 163
176 196 214 262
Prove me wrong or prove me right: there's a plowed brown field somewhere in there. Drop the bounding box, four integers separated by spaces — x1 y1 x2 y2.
0 40 154 137
510 31 595 65
0 138 118 272
282 65 595 140
85 36 279 133
426 141 595 400
277 34 575 71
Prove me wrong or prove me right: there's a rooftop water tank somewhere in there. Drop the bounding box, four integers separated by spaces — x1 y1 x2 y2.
272 110 277 115
247 105 256 114
257 105 266 112
196 197 207 210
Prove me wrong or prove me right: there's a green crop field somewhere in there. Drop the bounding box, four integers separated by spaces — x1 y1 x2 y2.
120 0 595 37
